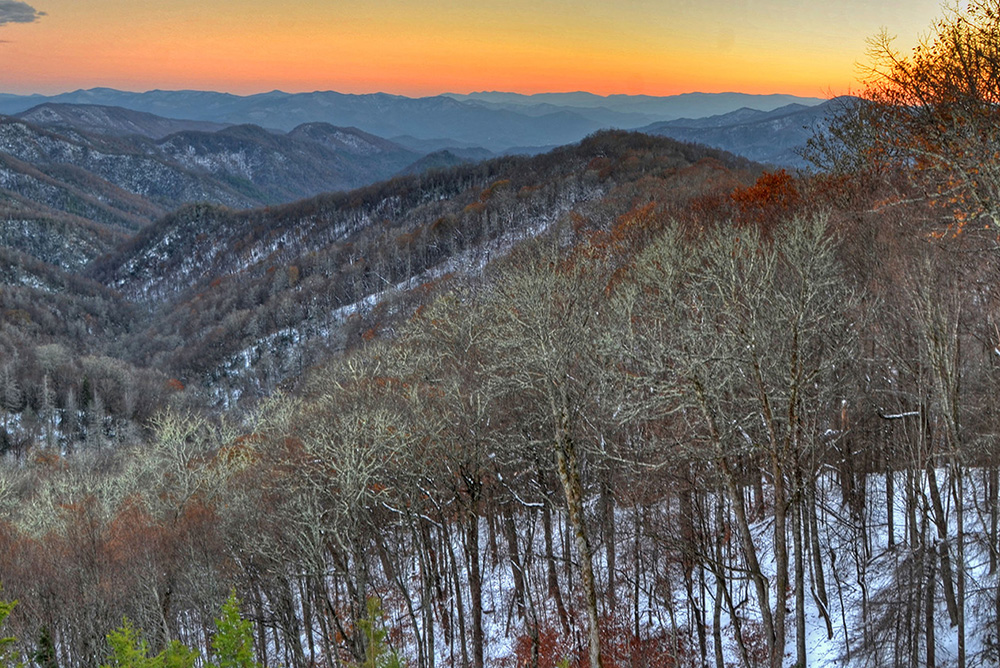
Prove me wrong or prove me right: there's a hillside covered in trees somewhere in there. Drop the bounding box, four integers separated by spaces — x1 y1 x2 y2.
2 3 1000 668
1 127 997 668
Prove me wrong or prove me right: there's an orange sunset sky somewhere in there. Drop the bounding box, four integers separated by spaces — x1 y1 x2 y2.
0 0 944 98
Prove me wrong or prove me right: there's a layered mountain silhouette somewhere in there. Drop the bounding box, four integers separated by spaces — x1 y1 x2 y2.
640 97 856 168
0 89 824 153
0 88 844 281
445 90 823 122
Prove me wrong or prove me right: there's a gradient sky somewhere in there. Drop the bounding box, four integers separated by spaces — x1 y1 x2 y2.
0 0 945 98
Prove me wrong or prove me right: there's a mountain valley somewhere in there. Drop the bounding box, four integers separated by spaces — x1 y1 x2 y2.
1 79 995 668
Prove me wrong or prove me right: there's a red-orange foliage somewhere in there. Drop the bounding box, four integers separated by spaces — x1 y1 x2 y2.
463 201 486 216
32 450 67 470
730 170 801 233
429 216 457 236
480 179 512 202
105 498 160 568
574 202 664 261
586 157 613 174
216 433 264 466
395 229 423 250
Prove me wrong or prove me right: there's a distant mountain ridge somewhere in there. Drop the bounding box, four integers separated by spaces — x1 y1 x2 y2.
445 90 824 118
640 97 855 168
0 114 248 227
148 121 420 203
16 103 231 139
0 88 826 152
0 108 424 225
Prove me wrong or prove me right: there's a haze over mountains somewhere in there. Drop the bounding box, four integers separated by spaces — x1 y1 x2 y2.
0 89 825 154
445 90 823 119
641 97 854 168
0 86 845 292
0 84 841 377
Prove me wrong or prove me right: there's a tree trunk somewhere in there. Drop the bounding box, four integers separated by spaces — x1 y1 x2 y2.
925 464 959 626
807 478 832 638
554 420 603 668
633 506 642 639
951 464 965 668
502 503 528 622
989 466 998 575
713 569 724 668
925 547 936 668
886 463 895 548
719 457 776 663
694 378 776 661
752 471 765 520
415 519 436 668
464 504 484 668
442 518 469 668
770 454 789 668
542 482 570 634
601 477 617 611
713 498 726 668
793 496 806 668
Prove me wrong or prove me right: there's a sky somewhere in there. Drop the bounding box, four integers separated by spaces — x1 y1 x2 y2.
0 0 946 98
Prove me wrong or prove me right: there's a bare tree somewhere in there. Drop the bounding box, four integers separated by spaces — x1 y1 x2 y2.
820 0 1000 236
626 215 855 668
477 243 619 668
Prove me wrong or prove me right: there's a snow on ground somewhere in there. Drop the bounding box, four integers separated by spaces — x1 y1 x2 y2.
330 466 996 668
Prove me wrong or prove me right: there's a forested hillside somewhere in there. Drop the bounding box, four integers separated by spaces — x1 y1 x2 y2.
2 4 1000 666
0 110 424 226
16 103 231 139
0 131 755 461
79 133 749 408
1 118 998 668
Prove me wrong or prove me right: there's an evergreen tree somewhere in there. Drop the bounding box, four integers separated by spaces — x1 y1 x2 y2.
353 598 403 668
100 619 155 668
206 591 260 668
31 627 57 668
100 619 196 668
0 590 22 668
157 643 198 668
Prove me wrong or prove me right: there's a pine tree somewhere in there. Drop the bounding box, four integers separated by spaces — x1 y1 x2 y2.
31 626 57 668
100 619 196 668
157 642 198 668
0 590 22 668
206 591 260 668
353 598 403 668
100 619 155 668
